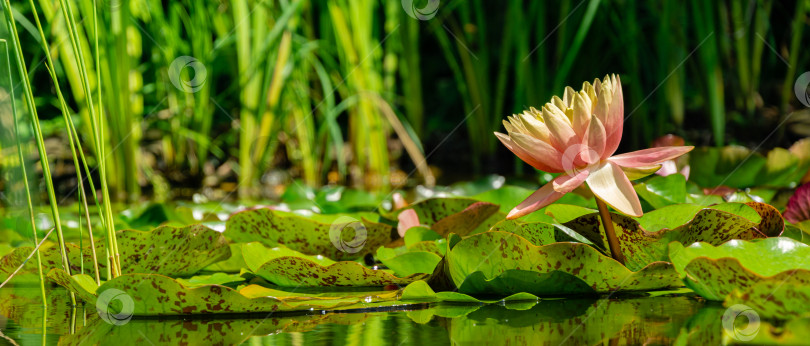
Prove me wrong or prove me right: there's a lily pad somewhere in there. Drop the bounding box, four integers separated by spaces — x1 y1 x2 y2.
725 277 810 320
489 219 592 246
440 231 682 296
0 224 229 280
242 242 427 287
47 268 405 315
400 280 540 303
226 208 392 260
376 247 442 277
562 202 780 271
447 293 702 345
634 174 687 209
669 237 810 302
383 198 501 236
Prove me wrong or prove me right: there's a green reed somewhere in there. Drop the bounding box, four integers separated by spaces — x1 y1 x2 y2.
2 38 47 305
2 0 75 304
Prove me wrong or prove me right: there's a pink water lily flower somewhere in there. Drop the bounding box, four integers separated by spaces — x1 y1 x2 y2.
495 75 693 219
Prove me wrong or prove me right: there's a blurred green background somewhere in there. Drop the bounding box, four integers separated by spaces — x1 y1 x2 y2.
1 0 809 202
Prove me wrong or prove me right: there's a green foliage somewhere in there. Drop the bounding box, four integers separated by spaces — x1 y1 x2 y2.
47 268 404 315
441 231 682 295
669 237 810 314
689 146 810 189
1 224 229 281
225 207 392 261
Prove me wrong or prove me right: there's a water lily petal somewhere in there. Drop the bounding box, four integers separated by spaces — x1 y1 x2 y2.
572 92 592 139
563 86 577 107
542 104 578 150
622 164 662 181
397 209 420 238
594 78 612 125
517 112 550 141
608 146 694 168
507 171 589 219
783 183 810 223
552 96 567 112
656 160 679 177
552 168 590 192
601 75 624 159
586 162 643 217
582 115 606 164
495 132 563 173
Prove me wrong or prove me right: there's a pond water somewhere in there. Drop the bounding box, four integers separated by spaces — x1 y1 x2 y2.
1 285 766 345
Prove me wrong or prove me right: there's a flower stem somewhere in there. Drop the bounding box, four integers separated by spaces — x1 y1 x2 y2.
595 198 626 265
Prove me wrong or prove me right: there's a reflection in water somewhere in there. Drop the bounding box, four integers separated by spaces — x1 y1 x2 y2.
2 287 804 345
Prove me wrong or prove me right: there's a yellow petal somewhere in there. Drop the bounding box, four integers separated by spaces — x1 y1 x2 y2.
586 162 643 217
552 96 567 112
621 164 662 181
517 112 550 141
582 82 597 106
572 93 592 138
563 86 577 107
542 104 577 149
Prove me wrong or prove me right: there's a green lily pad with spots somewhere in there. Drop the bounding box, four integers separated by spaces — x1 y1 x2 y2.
242 242 427 287
541 204 597 224
438 231 682 296
562 202 782 271
225 208 392 261
47 268 406 316
382 198 501 236
400 279 540 303
725 277 810 320
1 224 230 281
489 219 592 246
175 272 246 289
634 174 687 209
376 247 442 277
669 237 810 308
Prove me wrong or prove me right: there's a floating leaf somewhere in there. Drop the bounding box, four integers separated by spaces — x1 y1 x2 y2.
541 204 596 224
489 219 591 246
725 277 810 320
563 203 779 271
382 198 501 236
669 237 810 302
48 269 405 315
242 242 334 270
674 305 810 344
400 280 540 303
226 208 392 260
203 243 246 272
440 231 681 296
243 243 426 287
447 293 701 345
376 247 441 277
1 224 229 280
175 272 246 288
430 201 499 236
634 174 687 209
